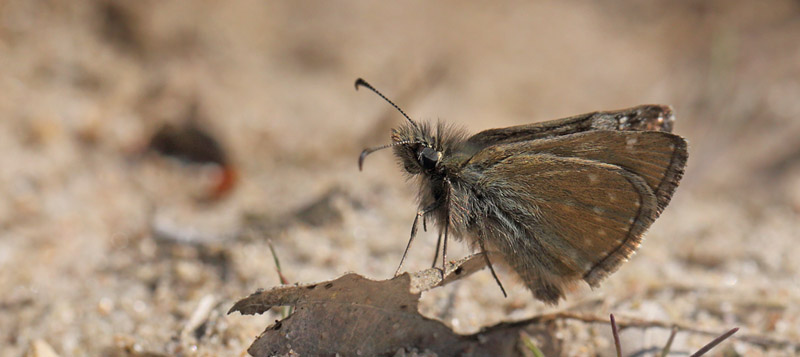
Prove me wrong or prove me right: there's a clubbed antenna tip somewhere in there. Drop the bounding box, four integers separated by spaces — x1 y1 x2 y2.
353 77 417 129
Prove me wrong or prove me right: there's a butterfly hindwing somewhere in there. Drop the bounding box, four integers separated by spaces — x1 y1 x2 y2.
450 130 686 303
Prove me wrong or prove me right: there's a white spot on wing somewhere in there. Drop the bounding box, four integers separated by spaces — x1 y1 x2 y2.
598 229 606 236
588 174 598 183
626 136 638 150
593 206 604 214
608 192 616 202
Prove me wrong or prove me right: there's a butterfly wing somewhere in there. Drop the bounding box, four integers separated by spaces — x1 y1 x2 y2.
466 105 675 149
451 130 686 304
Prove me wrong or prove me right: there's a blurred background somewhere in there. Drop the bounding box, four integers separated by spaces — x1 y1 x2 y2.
1 0 799 355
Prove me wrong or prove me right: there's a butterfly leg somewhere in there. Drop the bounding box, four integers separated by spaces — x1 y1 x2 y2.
478 239 508 298
439 177 454 278
440 219 449 278
430 231 442 268
394 202 440 277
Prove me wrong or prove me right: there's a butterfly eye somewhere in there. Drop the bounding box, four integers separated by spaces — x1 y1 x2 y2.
419 147 441 171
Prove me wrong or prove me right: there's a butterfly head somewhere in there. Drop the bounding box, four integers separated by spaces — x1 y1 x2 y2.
355 78 466 176
360 119 467 177
390 121 442 175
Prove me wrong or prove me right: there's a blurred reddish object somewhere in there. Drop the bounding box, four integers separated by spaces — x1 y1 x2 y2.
148 119 237 199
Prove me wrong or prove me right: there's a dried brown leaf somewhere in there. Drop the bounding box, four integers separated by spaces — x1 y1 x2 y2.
228 254 532 356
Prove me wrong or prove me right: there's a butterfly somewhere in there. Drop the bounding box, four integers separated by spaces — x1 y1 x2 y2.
356 78 687 304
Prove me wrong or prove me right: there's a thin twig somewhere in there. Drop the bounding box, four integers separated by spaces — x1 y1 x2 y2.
532 312 797 352
690 327 739 357
660 326 679 357
610 314 622 357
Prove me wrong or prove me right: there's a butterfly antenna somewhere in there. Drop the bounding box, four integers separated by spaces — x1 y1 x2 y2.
359 140 415 171
355 78 418 129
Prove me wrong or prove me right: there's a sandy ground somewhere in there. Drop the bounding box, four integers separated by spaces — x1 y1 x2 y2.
1 1 799 356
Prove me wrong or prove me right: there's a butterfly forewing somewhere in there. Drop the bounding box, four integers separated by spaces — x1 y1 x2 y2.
466 105 676 149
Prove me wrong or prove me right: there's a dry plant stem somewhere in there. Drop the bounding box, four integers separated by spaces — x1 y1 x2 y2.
607 313 736 357
661 326 679 357
267 240 291 317
690 327 739 357
610 314 622 357
181 295 216 341
542 312 791 351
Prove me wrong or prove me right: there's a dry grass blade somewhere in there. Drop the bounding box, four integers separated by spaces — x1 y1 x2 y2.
266 240 288 285
266 240 291 318
520 331 546 357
